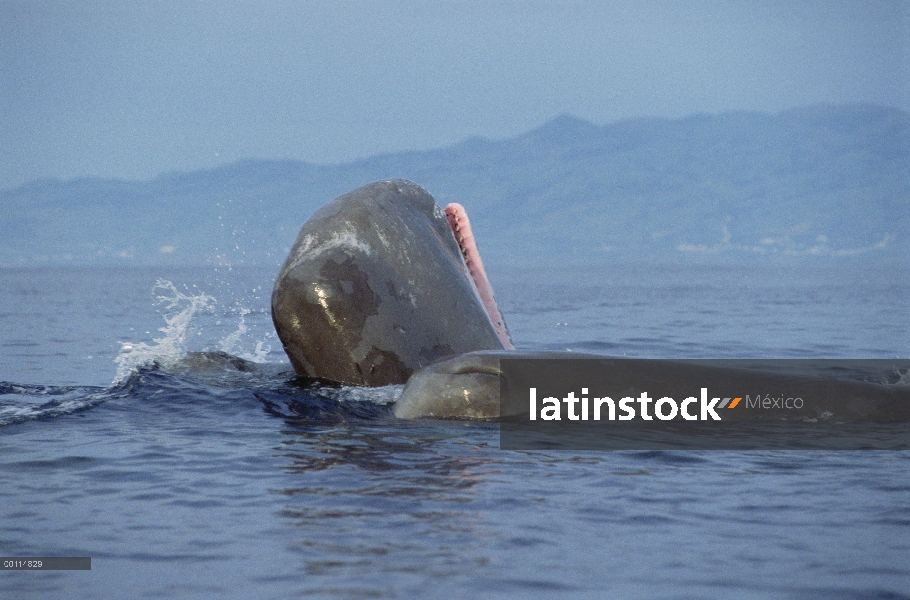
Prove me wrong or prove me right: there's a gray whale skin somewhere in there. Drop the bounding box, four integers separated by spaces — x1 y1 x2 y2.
272 179 512 418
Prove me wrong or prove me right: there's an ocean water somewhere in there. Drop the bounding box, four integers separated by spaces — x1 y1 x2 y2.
1 262 909 599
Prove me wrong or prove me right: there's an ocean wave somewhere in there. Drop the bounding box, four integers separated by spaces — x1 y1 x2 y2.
0 382 107 426
2 354 401 428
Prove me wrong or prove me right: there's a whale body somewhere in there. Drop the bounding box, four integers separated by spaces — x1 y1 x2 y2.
273 180 910 423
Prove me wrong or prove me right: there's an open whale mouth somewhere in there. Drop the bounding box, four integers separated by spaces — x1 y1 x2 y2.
444 203 515 350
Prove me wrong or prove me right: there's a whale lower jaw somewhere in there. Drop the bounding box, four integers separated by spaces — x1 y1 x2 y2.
444 203 513 350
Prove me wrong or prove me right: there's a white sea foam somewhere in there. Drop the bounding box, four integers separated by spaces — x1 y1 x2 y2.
322 384 404 406
218 307 272 363
0 385 105 426
113 280 215 384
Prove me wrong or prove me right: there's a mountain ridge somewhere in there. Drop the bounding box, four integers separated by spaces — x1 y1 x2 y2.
2 104 907 266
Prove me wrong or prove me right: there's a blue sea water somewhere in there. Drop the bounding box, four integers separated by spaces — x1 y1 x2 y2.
1 262 909 599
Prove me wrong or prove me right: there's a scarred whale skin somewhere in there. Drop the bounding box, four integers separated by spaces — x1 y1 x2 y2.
271 179 505 386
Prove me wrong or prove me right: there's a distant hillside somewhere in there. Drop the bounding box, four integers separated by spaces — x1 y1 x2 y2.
2 104 907 266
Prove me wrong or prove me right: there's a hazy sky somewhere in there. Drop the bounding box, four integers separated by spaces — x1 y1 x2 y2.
1 0 908 189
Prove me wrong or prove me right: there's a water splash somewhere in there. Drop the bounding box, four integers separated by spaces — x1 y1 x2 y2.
219 307 250 355
896 368 910 387
114 280 215 384
218 307 273 363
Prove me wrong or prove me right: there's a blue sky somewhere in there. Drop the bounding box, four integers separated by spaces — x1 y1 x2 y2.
1 0 907 189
